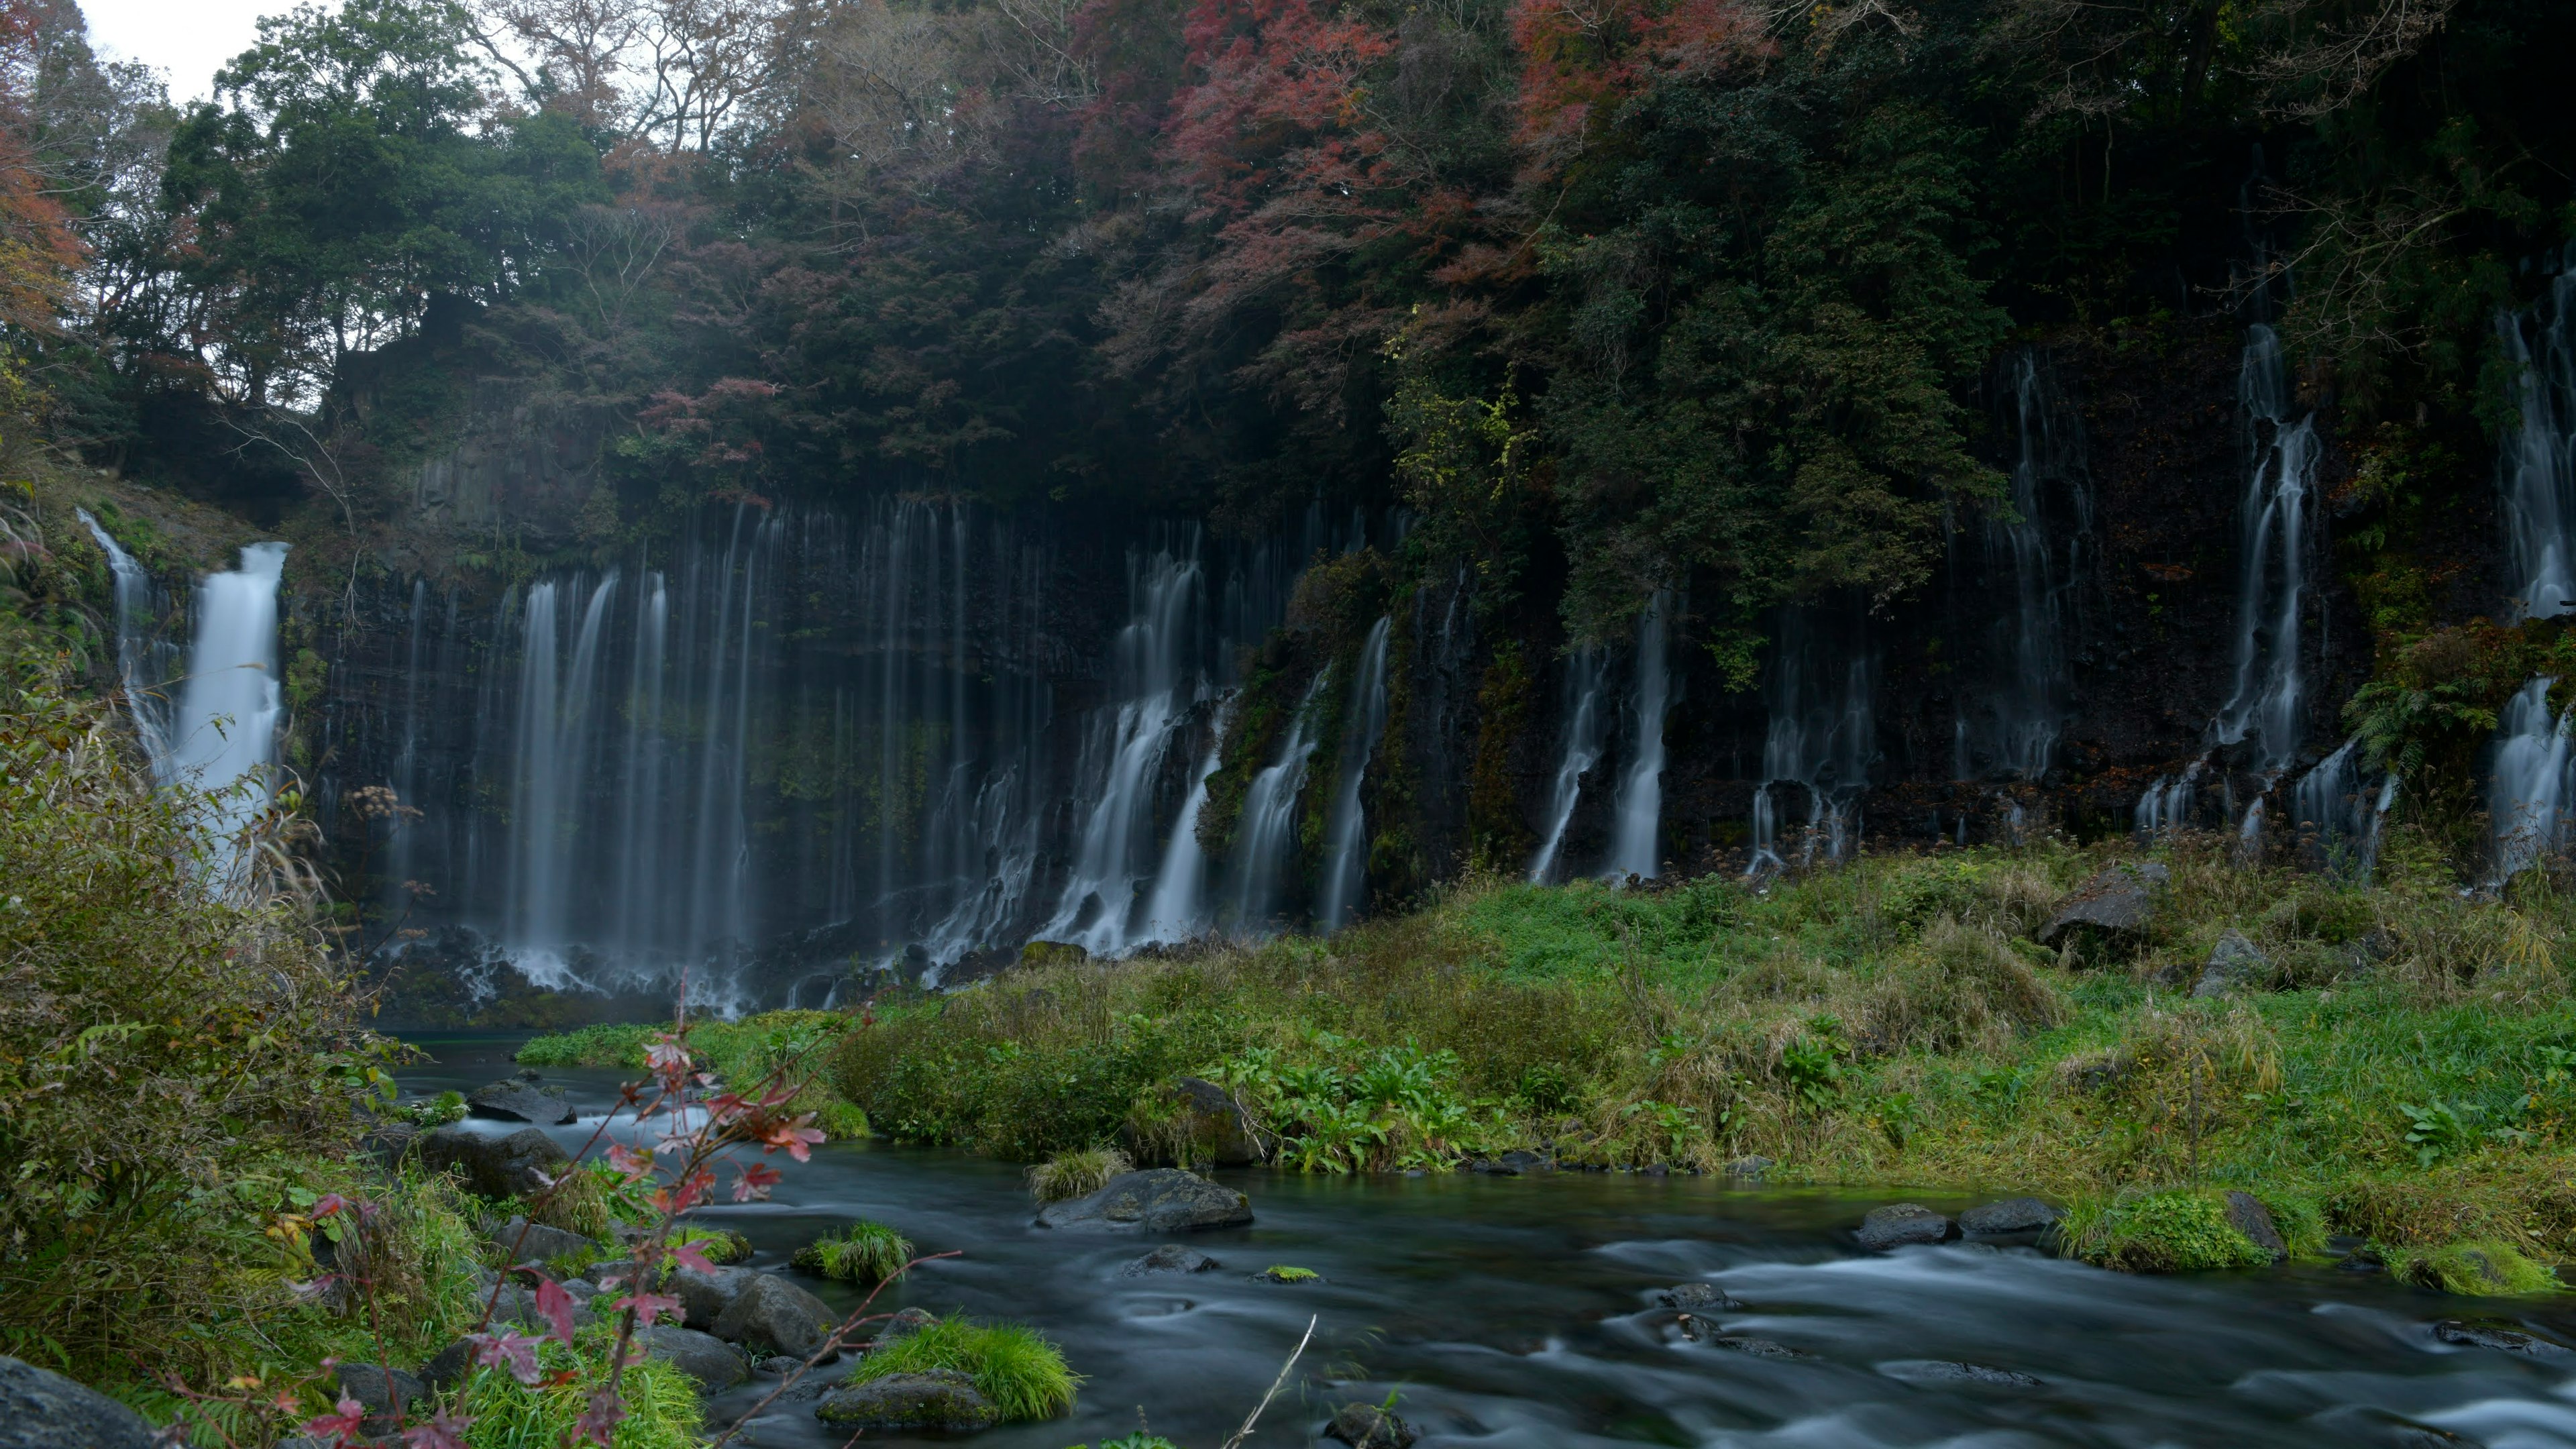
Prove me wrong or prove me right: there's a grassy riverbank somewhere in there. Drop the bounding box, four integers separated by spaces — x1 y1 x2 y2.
532 834 2576 1288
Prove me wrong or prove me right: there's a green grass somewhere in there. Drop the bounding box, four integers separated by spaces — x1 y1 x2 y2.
453 1330 702 1449
2065 1191 2274 1273
1026 1146 1132 1203
2387 1240 2559 1295
823 835 2576 1290
791 1220 912 1283
847 1318 1079 1421
517 1012 871 1139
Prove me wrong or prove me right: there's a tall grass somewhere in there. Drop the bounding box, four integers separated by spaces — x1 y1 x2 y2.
791 1220 912 1283
848 1318 1079 1421
453 1332 702 1449
1026 1146 1132 1202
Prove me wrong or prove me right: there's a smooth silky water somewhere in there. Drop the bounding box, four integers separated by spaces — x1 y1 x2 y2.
405 1038 2576 1448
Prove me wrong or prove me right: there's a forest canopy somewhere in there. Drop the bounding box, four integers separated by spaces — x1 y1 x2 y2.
0 0 2568 640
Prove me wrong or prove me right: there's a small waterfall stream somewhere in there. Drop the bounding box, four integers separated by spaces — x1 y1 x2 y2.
1750 610 1875 871
2214 323 2315 773
172 543 289 874
2293 735 2394 877
77 509 178 776
2491 678 2573 881
1956 351 2091 780
1230 671 1332 933
1318 616 1393 931
1606 592 1672 879
2500 254 2576 619
1529 647 1608 883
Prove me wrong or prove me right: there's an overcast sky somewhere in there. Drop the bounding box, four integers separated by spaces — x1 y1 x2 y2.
83 0 327 105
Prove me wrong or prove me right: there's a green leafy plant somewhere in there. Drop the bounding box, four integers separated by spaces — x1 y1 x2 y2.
847 1318 1079 1421
2383 1240 2560 1295
792 1220 913 1284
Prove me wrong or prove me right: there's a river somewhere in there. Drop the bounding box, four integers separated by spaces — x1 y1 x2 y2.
404 1036 2576 1448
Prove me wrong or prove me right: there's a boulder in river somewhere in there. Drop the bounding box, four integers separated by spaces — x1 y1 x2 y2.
415 1124 571 1199
490 1214 598 1266
2222 1191 2288 1263
814 1370 997 1432
672 1265 755 1329
0 1354 158 1449
712 1273 843 1359
1957 1197 2062 1242
2434 1319 2563 1354
1151 1077 1265 1166
1658 1283 1743 1312
467 1070 578 1124
2039 861 2169 945
1879 1360 2043 1388
2192 930 2270 999
1034 1168 1253 1232
1856 1203 1954 1250
872 1306 938 1346
1124 1244 1222 1276
636 1326 750 1391
1711 1336 1817 1360
1325 1402 1422 1448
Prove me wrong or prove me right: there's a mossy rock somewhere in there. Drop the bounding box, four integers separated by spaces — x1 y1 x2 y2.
2389 1240 2559 1296
814 1368 996 1432
2078 1191 2275 1273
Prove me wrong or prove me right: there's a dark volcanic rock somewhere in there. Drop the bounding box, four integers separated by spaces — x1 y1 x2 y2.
636 1326 749 1391
1155 1077 1265 1166
1712 1336 1818 1360
1723 1155 1774 1179
1325 1402 1423 1448
2434 1319 2562 1354
713 1273 843 1359
1880 1360 2044 1388
467 1072 577 1124
0 1354 158 1449
1658 1283 1744 1312
490 1214 597 1265
334 1363 426 1432
872 1307 938 1347
2222 1191 2288 1263
418 1339 476 1395
1957 1197 2063 1241
2192 930 2271 999
671 1265 755 1330
1034 1168 1253 1232
1124 1244 1223 1276
814 1370 997 1432
2040 862 2170 945
1856 1203 1955 1250
415 1124 571 1199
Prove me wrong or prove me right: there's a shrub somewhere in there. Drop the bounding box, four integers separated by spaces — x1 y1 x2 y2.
2385 1240 2559 1295
847 1318 1079 1421
791 1220 912 1283
452 1330 702 1449
1027 1146 1132 1203
2071 1191 2274 1273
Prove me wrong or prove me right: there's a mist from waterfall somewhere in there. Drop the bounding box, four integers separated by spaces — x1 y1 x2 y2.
172 543 289 879
1607 592 1671 878
2213 323 2314 772
1529 646 1607 883
1319 615 1392 930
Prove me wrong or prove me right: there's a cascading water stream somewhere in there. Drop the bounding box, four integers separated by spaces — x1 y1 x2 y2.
2491 678 2573 881
2499 252 2576 620
1229 671 1332 934
171 542 289 882
1318 616 1393 930
2214 323 2314 773
505 573 619 984
77 509 178 777
1957 351 2091 780
1749 610 1875 872
1140 706 1229 946
2293 735 2395 878
1607 592 1672 879
1529 647 1608 883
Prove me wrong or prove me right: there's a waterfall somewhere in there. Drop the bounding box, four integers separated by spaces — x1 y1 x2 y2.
2294 735 2394 878
2499 258 2576 619
76 510 177 776
1318 616 1393 930
2492 678 2573 881
1607 592 1672 878
2213 323 2314 771
2135 754 2208 834
170 542 289 877
505 572 618 983
1141 706 1229 945
1957 351 2091 780
1749 609 1875 871
1529 646 1608 883
1229 671 1332 934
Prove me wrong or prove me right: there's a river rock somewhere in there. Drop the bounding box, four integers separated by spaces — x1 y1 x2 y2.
1034 1168 1253 1232
1157 1077 1265 1165
0 1354 157 1449
1723 1155 1774 1180
2192 930 2270 999
334 1363 425 1433
1856 1203 1954 1250
417 1338 476 1395
1957 1197 2062 1241
1124 1244 1223 1276
1325 1402 1422 1448
2434 1319 2561 1354
2039 861 2170 945
872 1306 938 1346
637 1326 750 1391
415 1124 572 1199
468 1071 578 1125
814 1370 997 1432
1712 1336 1817 1360
1880 1360 2043 1388
490 1214 598 1266
1659 1283 1743 1312
672 1265 756 1329
2222 1191 2288 1263
712 1273 843 1358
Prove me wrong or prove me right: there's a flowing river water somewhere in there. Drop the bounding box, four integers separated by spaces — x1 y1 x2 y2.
406 1037 2576 1448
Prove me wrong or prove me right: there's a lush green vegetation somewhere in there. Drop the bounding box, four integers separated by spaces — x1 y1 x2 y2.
791 1220 913 1285
820 837 2576 1284
517 1011 871 1138
1027 1147 1134 1203
848 1318 1081 1422
450 1332 702 1449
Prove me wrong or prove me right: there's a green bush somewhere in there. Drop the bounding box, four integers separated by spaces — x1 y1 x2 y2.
791 1220 912 1284
2072 1191 2274 1273
2386 1240 2559 1295
453 1331 702 1449
849 1318 1079 1421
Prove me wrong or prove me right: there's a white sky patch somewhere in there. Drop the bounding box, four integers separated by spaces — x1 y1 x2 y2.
83 0 339 106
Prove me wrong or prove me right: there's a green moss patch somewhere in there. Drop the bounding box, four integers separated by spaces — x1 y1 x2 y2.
2387 1240 2559 1296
